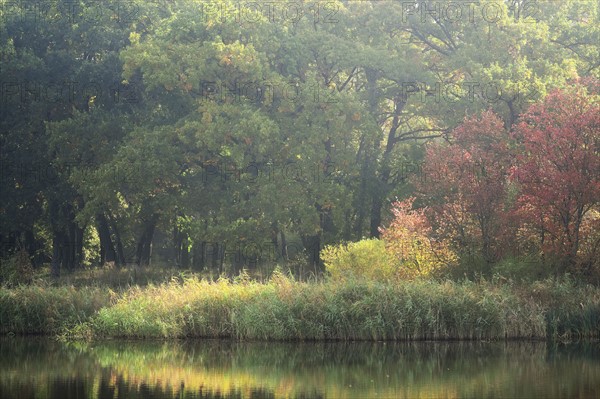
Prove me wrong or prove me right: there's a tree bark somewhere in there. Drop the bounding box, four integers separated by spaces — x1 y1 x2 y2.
96 213 116 265
106 212 126 266
180 236 190 268
23 229 39 267
354 148 371 239
280 230 288 260
173 226 183 267
51 232 61 278
369 95 406 238
60 222 83 272
136 214 158 266
49 200 84 273
192 242 204 271
301 234 321 271
210 242 221 273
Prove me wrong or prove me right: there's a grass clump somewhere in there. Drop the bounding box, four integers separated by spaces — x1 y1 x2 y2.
524 276 600 340
0 284 114 335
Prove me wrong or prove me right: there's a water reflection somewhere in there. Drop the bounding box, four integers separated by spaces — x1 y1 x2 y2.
1 338 600 398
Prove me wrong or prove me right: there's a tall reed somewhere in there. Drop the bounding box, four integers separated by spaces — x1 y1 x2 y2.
2 274 599 340
87 275 600 340
0 284 114 335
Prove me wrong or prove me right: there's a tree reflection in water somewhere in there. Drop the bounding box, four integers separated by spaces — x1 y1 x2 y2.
1 338 600 398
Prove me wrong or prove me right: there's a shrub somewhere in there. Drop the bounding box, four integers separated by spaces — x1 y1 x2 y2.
320 239 396 282
380 198 458 279
492 255 550 281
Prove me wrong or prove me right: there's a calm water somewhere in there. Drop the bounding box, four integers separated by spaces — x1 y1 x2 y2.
1 338 600 398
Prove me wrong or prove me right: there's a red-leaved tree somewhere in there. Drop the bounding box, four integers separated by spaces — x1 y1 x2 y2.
417 110 514 264
511 84 600 269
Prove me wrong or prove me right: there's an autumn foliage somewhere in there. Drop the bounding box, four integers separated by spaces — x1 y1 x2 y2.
395 82 600 275
511 86 600 268
417 111 514 265
380 198 457 279
321 198 457 282
323 83 599 281
321 238 396 282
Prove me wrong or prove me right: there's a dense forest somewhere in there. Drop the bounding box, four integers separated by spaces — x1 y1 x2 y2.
1 0 599 282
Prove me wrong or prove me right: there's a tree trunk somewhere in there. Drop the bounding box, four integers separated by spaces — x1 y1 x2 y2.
60 222 83 272
301 234 321 271
23 229 38 267
72 222 84 270
96 213 116 265
192 241 205 271
181 236 190 268
49 200 84 273
210 242 221 273
369 163 392 238
370 193 384 238
113 228 126 266
232 241 245 274
106 212 126 266
354 138 371 239
136 215 158 266
173 226 183 267
51 232 61 278
280 230 288 260
369 94 406 238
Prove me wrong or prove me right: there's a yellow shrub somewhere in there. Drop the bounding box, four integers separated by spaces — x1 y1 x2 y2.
321 239 396 282
380 197 458 279
383 227 457 279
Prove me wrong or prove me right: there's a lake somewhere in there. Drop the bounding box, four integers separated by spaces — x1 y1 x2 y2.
1 338 599 398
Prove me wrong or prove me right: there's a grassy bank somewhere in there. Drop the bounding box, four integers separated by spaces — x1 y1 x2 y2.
1 274 600 340
0 285 115 335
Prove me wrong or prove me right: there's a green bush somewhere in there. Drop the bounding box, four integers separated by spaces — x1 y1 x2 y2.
321 239 395 282
493 255 550 281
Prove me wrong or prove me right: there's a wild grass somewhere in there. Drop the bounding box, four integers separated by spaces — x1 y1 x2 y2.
0 284 115 335
1 272 599 341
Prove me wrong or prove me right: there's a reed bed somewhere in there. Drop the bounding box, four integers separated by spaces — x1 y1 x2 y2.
0 284 115 335
1 275 599 340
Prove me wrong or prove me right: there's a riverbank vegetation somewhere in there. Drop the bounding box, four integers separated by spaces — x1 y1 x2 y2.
1 271 599 341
